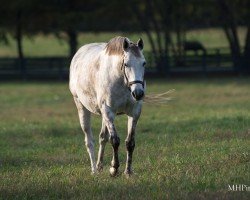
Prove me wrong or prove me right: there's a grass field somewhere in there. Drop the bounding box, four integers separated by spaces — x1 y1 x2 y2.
0 27 247 57
0 78 250 199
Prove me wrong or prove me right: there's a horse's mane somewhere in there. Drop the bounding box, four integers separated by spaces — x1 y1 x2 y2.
105 36 141 57
105 36 125 56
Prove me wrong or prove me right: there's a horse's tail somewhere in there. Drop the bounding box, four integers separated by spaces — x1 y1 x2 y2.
143 82 175 104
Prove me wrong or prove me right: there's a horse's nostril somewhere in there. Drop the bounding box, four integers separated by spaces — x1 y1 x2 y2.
132 91 136 98
139 90 144 98
132 89 144 100
137 91 144 100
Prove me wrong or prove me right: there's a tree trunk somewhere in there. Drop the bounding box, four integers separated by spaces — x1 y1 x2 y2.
145 0 163 55
131 0 171 76
218 0 241 71
130 2 159 71
243 26 250 73
67 29 78 59
16 10 25 79
244 26 250 56
155 0 172 75
163 30 170 75
223 27 241 69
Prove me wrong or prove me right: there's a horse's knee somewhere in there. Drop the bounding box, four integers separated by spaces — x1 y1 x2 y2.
126 139 135 152
85 140 94 149
99 131 109 145
82 126 91 133
85 135 94 149
110 135 120 150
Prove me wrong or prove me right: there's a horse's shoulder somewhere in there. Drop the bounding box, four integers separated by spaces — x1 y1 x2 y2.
71 43 105 67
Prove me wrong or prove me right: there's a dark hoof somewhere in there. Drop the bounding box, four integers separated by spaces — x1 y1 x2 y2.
124 170 133 178
96 164 103 172
109 167 119 177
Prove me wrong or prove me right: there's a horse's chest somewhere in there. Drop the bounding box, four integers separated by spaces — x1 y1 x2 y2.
111 92 133 113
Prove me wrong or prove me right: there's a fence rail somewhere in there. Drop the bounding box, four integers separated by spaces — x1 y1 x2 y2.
0 57 70 79
0 48 246 79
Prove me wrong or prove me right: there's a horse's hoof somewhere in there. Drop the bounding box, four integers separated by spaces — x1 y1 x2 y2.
96 164 103 172
91 166 97 175
109 167 118 177
91 171 97 175
124 170 133 178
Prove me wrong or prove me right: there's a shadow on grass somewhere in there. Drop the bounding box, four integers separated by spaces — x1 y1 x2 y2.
0 154 83 169
140 115 250 141
1 115 249 169
1 115 249 199
1 175 249 200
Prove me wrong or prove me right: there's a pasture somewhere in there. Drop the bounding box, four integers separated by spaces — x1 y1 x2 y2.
0 78 249 199
0 27 247 57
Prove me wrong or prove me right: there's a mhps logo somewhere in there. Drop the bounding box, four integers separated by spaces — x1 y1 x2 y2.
228 184 250 192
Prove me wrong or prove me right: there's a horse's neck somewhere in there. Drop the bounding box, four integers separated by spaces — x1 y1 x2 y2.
104 54 124 80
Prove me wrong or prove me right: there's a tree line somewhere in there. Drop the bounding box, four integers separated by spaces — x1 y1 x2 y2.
0 0 249 73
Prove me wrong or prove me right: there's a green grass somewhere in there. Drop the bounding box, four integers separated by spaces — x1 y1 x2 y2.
0 78 250 199
0 27 247 57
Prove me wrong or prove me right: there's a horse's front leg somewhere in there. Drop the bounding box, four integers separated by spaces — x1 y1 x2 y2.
101 103 120 176
125 105 141 176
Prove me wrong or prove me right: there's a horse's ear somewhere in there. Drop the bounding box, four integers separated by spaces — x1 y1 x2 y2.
137 38 144 50
123 38 130 51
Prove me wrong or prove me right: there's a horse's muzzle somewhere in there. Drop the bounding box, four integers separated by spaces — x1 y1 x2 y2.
132 88 144 101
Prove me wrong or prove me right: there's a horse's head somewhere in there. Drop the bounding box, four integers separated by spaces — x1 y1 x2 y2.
122 38 146 101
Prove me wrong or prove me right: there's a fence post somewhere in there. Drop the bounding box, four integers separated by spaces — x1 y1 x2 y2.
19 57 26 80
216 49 221 67
164 53 170 77
58 58 64 80
202 52 207 76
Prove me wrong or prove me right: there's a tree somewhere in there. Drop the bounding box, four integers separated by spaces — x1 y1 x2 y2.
0 0 40 78
127 0 195 74
129 0 250 74
42 0 106 58
216 0 250 72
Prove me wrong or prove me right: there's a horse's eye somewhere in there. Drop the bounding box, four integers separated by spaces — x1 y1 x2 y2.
143 62 146 67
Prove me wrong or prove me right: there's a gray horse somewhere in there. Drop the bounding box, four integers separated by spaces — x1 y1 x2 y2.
69 36 146 176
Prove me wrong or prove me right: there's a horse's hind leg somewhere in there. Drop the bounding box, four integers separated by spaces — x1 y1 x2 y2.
74 97 96 174
96 119 109 172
